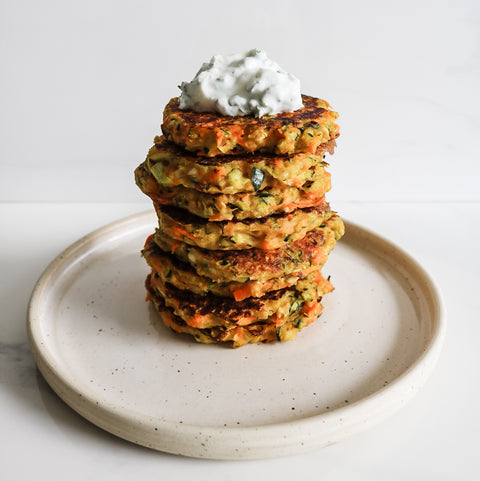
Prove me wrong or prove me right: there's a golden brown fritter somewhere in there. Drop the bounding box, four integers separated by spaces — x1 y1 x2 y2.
147 269 332 329
145 135 334 194
153 202 331 250
135 161 331 221
161 95 339 156
146 275 328 347
142 238 324 300
151 213 344 284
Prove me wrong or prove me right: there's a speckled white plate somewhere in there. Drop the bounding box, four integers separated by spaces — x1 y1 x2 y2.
27 211 445 460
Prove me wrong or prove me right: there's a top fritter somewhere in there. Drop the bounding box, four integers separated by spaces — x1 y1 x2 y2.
162 94 339 157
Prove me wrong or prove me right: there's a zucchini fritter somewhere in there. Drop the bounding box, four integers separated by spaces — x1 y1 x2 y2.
153 203 331 250
135 161 330 221
147 271 332 329
145 135 334 194
151 213 344 284
161 95 339 157
146 275 328 348
142 238 324 300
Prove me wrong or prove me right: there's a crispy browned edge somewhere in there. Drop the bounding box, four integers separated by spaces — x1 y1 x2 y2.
162 95 335 131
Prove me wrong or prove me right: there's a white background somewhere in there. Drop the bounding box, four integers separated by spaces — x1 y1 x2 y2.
1 0 479 203
1 1 480 480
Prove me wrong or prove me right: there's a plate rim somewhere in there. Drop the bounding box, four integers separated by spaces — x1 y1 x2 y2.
27 211 447 459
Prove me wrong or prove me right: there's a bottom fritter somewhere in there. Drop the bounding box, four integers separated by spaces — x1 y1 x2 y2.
145 273 329 348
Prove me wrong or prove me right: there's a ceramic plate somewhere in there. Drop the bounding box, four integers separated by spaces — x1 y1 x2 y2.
27 211 445 459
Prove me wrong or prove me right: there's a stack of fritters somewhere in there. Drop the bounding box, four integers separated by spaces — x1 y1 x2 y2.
135 94 344 347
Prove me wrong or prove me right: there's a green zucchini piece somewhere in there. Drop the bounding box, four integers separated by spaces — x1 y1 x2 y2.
251 167 265 191
149 162 172 185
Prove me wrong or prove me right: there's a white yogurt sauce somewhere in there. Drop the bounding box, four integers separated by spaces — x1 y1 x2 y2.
178 49 303 117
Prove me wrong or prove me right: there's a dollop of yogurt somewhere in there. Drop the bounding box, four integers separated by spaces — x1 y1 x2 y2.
178 49 303 117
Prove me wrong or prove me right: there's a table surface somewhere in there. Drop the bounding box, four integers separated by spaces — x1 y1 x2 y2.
1 201 479 480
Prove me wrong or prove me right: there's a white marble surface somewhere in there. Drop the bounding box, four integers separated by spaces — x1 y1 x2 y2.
1 202 479 479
